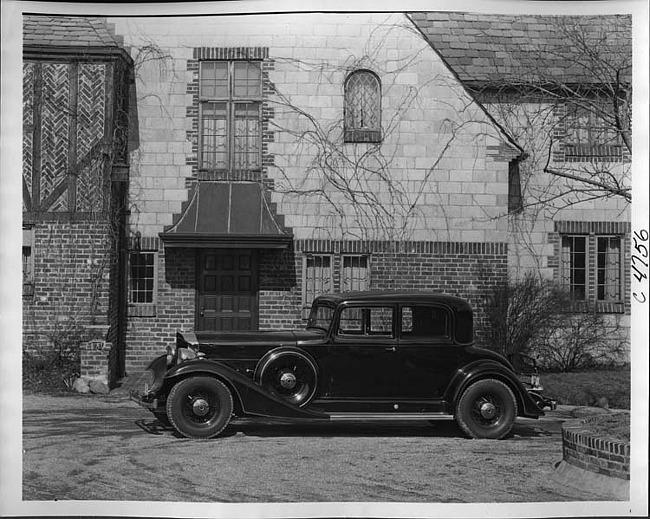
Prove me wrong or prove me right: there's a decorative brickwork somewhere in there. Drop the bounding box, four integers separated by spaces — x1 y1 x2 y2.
562 414 630 481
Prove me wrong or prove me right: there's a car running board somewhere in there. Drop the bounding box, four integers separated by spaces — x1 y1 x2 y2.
325 413 454 421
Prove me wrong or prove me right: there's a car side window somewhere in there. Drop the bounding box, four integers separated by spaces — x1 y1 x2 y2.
401 305 449 339
338 306 394 338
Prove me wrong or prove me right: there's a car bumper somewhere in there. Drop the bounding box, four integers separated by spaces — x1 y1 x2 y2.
129 388 165 412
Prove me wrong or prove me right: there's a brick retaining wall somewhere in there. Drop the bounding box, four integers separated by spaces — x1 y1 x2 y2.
561 414 630 481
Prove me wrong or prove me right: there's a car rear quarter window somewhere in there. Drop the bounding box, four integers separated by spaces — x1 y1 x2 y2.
401 305 450 340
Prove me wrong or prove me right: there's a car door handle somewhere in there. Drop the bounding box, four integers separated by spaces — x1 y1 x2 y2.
384 346 396 352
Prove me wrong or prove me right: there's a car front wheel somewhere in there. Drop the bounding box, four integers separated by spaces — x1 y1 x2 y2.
166 376 233 439
455 379 517 439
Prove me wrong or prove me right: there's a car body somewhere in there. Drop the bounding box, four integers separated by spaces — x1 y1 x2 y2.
131 291 554 439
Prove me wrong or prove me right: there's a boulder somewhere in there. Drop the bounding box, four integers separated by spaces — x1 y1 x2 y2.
89 379 110 395
72 377 90 394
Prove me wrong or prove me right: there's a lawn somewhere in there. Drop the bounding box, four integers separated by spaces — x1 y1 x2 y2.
541 367 631 409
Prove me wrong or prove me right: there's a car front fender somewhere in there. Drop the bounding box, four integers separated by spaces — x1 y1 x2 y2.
446 360 544 418
163 358 328 420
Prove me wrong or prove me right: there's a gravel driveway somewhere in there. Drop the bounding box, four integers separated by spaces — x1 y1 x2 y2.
22 391 610 503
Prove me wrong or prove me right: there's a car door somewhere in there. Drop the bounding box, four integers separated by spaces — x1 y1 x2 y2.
324 304 398 399
395 303 461 399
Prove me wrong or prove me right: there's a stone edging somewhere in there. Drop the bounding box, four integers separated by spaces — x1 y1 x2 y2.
561 413 630 481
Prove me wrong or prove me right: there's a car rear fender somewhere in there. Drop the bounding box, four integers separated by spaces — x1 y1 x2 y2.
163 359 327 420
445 360 544 418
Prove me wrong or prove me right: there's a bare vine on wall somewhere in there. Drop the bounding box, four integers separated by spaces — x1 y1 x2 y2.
266 20 501 259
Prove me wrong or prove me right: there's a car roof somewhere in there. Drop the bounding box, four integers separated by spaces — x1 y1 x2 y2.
313 290 473 311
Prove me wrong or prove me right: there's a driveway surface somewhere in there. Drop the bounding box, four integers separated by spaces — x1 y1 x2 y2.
22 391 612 503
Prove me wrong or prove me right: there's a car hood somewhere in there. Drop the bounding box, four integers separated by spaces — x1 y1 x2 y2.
192 329 326 349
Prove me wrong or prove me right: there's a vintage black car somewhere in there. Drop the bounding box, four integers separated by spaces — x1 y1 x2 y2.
132 291 554 440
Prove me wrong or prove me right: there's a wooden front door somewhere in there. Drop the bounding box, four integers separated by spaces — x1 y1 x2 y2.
197 249 258 332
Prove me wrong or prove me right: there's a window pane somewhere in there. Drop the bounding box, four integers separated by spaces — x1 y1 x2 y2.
345 71 380 131
233 62 261 97
402 306 449 338
561 235 587 300
304 255 332 306
201 102 228 169
339 307 363 334
368 307 393 335
233 103 260 170
200 61 228 98
597 236 621 300
130 252 155 304
342 255 369 292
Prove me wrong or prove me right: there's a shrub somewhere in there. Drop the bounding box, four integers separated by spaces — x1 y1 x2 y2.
485 272 566 369
485 273 628 372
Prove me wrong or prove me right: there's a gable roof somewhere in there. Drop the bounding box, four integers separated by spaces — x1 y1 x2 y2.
408 12 632 88
23 15 126 53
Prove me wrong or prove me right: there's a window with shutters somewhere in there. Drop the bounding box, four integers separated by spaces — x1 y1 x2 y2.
344 70 381 143
341 255 369 292
199 61 262 174
302 254 333 310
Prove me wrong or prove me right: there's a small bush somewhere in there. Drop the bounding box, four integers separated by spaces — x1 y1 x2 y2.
23 350 80 394
23 316 88 394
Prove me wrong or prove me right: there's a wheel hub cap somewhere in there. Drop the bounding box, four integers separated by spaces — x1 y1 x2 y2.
192 398 210 416
479 402 497 419
280 372 297 389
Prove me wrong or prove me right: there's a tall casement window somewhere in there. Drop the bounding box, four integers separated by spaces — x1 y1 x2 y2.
596 236 622 301
560 233 624 310
199 61 262 174
564 103 623 161
302 254 333 310
129 250 158 316
344 70 381 143
560 235 588 300
341 255 369 292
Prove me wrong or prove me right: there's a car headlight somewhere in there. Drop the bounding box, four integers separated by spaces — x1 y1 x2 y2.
166 344 177 367
178 347 197 362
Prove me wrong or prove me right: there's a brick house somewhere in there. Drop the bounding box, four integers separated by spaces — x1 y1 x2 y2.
107 12 525 373
22 16 134 384
23 12 631 378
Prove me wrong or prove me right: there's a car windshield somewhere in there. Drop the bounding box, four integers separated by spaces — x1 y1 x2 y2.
306 303 335 332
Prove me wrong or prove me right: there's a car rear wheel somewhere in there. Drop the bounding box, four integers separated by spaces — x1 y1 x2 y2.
255 350 318 407
166 376 233 439
455 379 517 439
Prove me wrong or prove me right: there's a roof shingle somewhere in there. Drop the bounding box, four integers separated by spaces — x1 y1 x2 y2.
409 12 632 86
23 15 124 49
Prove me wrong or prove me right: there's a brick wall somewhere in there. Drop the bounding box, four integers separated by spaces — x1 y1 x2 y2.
23 220 115 356
123 238 508 373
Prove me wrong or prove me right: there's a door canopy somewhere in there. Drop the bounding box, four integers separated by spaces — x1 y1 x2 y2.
160 182 292 248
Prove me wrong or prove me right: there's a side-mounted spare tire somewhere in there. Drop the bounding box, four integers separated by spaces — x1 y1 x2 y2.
166 376 233 439
455 378 518 439
254 349 318 407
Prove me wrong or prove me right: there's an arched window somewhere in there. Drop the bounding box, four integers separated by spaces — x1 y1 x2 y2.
344 70 381 143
